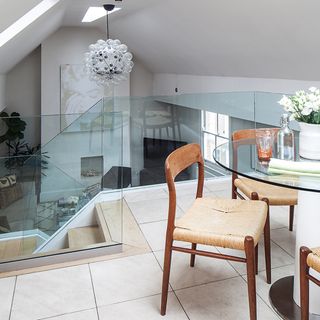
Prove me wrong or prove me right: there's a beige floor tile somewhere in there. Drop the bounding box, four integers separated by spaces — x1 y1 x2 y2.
140 220 168 251
212 189 232 198
0 277 15 320
140 220 188 252
11 265 95 320
124 186 168 203
127 198 183 224
242 264 294 309
174 181 201 197
205 177 232 192
39 309 98 320
98 293 188 320
176 195 197 213
217 240 294 275
90 253 165 307
271 228 296 257
269 206 292 230
154 248 238 290
176 277 280 320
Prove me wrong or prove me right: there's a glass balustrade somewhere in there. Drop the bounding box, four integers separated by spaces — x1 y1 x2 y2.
0 105 124 265
0 91 294 267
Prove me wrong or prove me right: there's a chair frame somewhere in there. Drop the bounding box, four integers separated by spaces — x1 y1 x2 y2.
160 143 271 320
232 128 295 232
300 246 320 320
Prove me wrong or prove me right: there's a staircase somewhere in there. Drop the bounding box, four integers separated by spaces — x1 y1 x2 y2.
36 197 150 256
66 201 120 249
0 100 127 268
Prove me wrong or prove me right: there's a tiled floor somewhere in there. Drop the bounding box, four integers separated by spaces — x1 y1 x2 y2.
2 177 297 319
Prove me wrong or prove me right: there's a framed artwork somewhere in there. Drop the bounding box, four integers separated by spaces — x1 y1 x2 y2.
60 64 112 131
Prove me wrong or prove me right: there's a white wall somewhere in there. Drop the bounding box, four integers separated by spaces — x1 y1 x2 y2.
41 26 130 144
41 26 131 180
0 74 6 111
41 27 129 117
6 47 41 116
41 27 104 117
130 58 153 97
153 73 320 96
5 46 41 147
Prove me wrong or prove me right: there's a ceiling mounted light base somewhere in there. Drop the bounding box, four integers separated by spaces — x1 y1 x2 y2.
103 4 115 11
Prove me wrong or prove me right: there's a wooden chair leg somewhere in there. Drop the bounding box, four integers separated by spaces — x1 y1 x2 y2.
250 192 259 201
161 239 173 316
232 174 237 199
262 198 271 284
245 236 257 320
232 187 237 199
190 243 197 267
289 205 294 231
300 246 311 320
255 245 258 275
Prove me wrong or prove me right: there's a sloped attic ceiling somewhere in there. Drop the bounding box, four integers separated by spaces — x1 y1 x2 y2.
0 0 157 73
1 0 320 81
0 0 66 73
0 0 42 31
106 0 320 80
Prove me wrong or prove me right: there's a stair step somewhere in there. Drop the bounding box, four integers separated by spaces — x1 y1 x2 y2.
67 226 105 249
0 237 37 260
95 201 122 243
95 204 112 243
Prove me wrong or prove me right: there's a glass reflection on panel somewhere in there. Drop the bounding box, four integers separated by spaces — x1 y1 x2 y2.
203 132 216 162
218 114 229 138
217 136 230 166
202 111 230 164
202 111 218 133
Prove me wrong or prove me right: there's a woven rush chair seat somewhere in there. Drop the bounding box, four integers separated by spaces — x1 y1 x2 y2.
307 247 320 273
234 177 298 206
174 197 267 250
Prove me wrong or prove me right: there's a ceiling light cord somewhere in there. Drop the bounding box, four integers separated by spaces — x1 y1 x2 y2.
106 11 109 39
103 4 115 39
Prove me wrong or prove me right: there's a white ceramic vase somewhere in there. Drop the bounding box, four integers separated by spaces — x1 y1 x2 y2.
299 122 320 160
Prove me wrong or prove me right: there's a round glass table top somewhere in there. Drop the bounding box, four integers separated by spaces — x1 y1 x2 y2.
213 137 320 193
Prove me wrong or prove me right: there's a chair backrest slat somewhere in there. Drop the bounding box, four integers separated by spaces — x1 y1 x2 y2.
231 128 279 183
165 144 203 180
165 144 204 226
232 128 279 142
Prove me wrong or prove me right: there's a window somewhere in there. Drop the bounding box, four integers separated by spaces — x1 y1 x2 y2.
202 111 229 165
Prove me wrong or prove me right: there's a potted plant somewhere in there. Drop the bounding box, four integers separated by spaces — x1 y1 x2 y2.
0 111 27 147
0 112 49 178
278 87 320 160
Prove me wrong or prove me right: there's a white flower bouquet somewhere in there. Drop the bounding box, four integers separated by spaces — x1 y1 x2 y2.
278 87 320 124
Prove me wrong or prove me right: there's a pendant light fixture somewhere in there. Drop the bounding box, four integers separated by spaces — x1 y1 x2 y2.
85 4 134 86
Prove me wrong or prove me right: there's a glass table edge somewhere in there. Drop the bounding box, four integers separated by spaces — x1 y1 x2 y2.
213 144 320 193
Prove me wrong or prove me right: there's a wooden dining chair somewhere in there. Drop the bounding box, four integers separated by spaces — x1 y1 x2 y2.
232 129 298 231
300 246 320 320
161 143 271 320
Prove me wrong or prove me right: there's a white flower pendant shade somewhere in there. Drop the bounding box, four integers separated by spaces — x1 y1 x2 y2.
85 4 134 86
85 39 133 86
